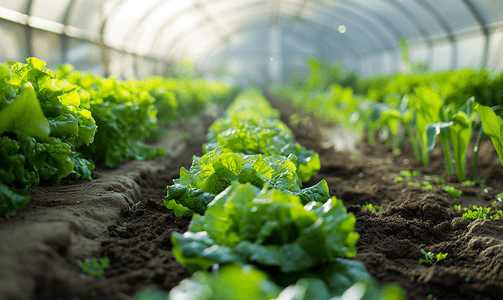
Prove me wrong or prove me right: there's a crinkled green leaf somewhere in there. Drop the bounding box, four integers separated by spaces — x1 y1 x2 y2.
0 183 31 216
165 147 329 215
0 85 50 140
172 182 357 274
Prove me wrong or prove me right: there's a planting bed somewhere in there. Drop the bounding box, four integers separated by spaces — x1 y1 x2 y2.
0 112 218 300
1 90 503 300
265 90 503 300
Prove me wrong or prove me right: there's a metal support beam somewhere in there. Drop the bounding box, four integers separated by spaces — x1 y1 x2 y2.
414 0 457 69
461 0 490 67
61 0 78 64
24 0 34 59
384 0 434 69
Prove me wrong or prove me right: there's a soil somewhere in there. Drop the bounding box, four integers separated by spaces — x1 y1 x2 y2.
1 92 503 300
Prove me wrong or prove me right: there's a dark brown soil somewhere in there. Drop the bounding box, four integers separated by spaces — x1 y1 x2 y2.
1 92 503 300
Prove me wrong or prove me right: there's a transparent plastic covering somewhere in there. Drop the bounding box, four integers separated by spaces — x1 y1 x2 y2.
0 0 502 83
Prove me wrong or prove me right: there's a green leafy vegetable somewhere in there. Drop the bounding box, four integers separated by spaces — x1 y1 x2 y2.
172 182 358 274
164 147 329 216
1 58 96 215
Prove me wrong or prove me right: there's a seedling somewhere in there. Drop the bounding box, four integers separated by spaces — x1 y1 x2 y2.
78 257 110 278
443 186 462 198
463 179 485 187
497 191 503 202
434 178 445 185
418 249 434 264
362 203 382 214
400 170 412 179
418 249 448 265
462 206 503 221
407 181 420 187
395 176 404 182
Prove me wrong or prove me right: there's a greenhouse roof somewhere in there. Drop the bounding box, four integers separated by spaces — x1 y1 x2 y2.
1 0 502 82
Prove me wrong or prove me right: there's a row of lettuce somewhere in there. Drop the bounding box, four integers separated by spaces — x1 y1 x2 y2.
273 57 503 183
141 88 403 300
0 57 235 216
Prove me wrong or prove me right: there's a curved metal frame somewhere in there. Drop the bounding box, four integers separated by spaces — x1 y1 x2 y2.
24 0 34 59
14 0 498 77
174 16 360 71
198 25 358 78
461 0 490 67
61 0 78 63
414 0 457 68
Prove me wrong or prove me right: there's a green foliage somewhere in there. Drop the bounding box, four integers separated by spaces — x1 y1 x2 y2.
395 177 403 182
77 257 110 278
435 178 445 185
462 205 503 221
443 186 462 198
164 146 329 216
418 249 434 265
204 89 320 182
474 103 503 167
58 66 164 167
362 203 381 214
1 58 96 215
172 182 358 274
135 264 403 300
418 249 447 265
463 179 485 187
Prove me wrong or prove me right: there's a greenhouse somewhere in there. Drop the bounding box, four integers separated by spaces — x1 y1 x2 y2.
1 1 503 300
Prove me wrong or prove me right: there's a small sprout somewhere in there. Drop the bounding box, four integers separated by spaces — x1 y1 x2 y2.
362 203 382 214
419 249 448 265
412 170 421 177
435 178 445 185
436 252 448 262
465 277 470 282
408 181 420 187
427 295 434 300
443 186 462 198
350 154 356 161
497 191 503 202
400 170 412 179
78 257 110 278
463 179 485 187
395 176 403 182
461 205 502 220
422 185 433 190
452 205 462 211
418 249 434 265
484 187 493 194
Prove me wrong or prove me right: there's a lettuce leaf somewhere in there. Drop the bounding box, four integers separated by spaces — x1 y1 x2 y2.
172 182 357 274
164 147 329 216
203 89 320 182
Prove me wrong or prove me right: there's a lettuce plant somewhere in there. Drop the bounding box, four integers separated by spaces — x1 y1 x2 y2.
164 147 329 216
136 264 403 300
172 182 357 273
58 66 164 167
205 88 320 182
1 58 96 215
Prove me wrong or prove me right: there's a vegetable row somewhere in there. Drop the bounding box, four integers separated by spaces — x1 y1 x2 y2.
158 88 403 300
273 57 503 183
0 57 233 216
